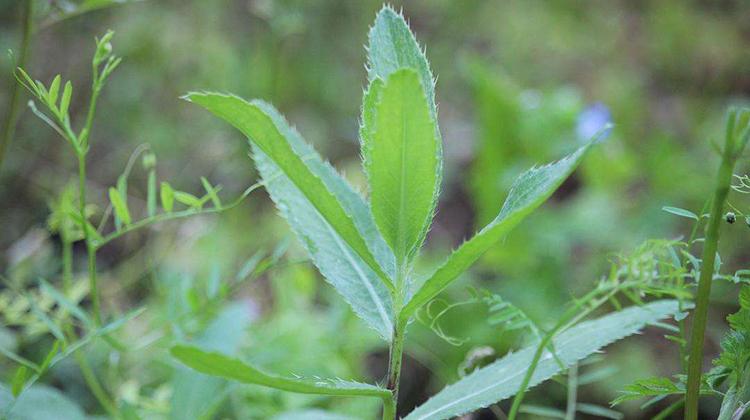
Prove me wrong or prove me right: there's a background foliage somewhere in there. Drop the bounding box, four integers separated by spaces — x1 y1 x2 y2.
1 0 749 418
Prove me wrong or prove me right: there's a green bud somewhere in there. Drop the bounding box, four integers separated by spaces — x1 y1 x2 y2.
142 152 157 170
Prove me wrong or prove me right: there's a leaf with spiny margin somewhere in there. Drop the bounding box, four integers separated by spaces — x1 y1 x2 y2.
185 92 394 292
368 5 436 117
404 300 683 420
170 345 390 400
252 101 394 341
364 68 440 264
402 136 601 320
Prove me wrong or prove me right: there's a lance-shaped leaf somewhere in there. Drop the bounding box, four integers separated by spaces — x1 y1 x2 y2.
368 5 436 117
404 300 683 420
185 92 394 292
251 101 395 341
362 68 440 264
171 345 390 401
402 138 600 321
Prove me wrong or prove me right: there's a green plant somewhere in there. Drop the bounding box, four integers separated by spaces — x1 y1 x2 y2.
169 6 686 419
611 108 750 419
5 30 261 419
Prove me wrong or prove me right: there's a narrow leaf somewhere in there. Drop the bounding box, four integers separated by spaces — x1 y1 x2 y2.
11 366 30 397
185 92 394 291
403 138 600 320
173 191 203 209
252 103 395 340
662 206 699 220
108 187 131 225
171 345 390 399
48 75 61 109
404 300 683 420
39 279 92 328
59 81 72 118
161 182 174 213
363 68 440 264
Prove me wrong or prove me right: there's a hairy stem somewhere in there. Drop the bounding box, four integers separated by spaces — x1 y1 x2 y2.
684 115 741 419
384 266 409 420
0 0 34 171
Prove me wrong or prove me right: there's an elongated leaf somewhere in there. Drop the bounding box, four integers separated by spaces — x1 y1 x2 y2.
185 92 394 292
368 5 436 117
48 75 61 109
171 345 389 400
59 81 72 118
108 187 131 225
402 138 599 319
173 191 203 209
252 102 394 340
363 68 440 264
161 181 174 213
404 300 683 420
662 206 698 220
171 304 251 420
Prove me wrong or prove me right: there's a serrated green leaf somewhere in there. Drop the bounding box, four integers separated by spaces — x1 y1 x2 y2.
662 206 698 220
185 92 394 292
368 5 436 117
402 138 599 320
108 187 131 225
161 181 174 213
363 68 440 265
404 300 682 420
170 345 390 400
252 102 395 340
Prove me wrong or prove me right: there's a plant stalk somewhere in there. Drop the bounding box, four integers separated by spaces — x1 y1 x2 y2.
0 0 34 172
684 115 742 419
384 266 409 420
77 152 101 325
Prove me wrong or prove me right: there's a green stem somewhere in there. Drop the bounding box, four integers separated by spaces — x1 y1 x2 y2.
508 287 618 420
655 398 684 420
72 348 119 418
684 116 740 419
564 363 578 420
77 152 101 325
384 266 409 420
0 0 34 171
62 238 73 293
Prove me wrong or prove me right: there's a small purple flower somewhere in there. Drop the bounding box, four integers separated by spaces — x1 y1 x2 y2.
577 102 612 141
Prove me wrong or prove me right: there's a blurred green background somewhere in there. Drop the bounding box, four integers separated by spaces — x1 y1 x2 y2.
1 0 749 418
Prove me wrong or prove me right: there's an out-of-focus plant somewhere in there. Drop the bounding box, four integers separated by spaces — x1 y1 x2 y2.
611 108 750 419
4 30 260 419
